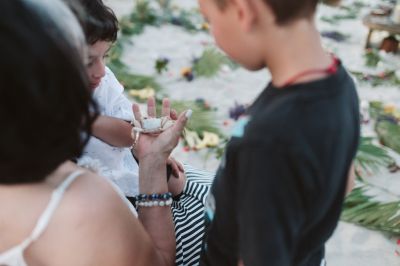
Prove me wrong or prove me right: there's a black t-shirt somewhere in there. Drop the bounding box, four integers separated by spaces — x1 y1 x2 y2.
200 63 360 266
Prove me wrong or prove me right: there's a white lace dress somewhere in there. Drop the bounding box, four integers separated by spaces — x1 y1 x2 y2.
78 67 139 197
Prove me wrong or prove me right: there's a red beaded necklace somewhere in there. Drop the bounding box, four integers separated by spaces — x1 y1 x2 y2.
281 56 339 87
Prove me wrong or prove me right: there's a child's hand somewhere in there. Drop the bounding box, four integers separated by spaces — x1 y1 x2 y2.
167 156 184 178
167 168 187 197
166 157 186 196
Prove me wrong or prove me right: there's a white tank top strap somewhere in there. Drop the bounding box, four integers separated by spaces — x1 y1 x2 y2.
20 170 84 249
104 178 138 217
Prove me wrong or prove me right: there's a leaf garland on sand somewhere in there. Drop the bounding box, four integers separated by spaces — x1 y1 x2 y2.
341 101 400 235
107 39 164 102
364 49 381 68
119 0 207 37
192 48 238 78
351 70 400 87
320 1 366 25
355 137 394 177
343 137 400 235
158 100 223 136
156 99 226 153
368 101 400 154
119 0 158 36
342 186 400 235
376 120 400 155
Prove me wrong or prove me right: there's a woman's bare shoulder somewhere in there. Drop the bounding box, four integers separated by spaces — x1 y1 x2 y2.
34 167 155 265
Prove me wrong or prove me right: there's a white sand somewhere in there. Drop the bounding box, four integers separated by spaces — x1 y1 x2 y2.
105 0 400 264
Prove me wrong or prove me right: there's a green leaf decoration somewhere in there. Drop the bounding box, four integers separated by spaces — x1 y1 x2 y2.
343 135 399 235
320 2 365 24
107 40 164 100
119 0 207 36
107 39 125 68
118 0 158 37
355 137 394 177
193 48 237 78
163 9 208 33
369 101 384 119
321 13 357 24
364 49 381 68
116 71 163 92
342 186 400 235
156 0 171 10
376 120 400 154
157 99 224 137
155 58 169 74
350 70 400 87
119 16 147 36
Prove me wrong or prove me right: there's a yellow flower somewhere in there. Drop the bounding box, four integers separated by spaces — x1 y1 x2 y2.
184 130 220 150
129 87 155 100
181 67 192 76
384 104 396 114
201 22 210 31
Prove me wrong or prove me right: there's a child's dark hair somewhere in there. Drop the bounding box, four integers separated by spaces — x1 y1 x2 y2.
79 0 119 44
0 0 98 184
215 0 319 25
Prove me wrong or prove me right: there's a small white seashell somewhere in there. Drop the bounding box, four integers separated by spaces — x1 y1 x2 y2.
141 118 162 131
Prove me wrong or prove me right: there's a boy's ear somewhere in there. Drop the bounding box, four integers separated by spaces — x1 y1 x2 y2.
232 0 257 32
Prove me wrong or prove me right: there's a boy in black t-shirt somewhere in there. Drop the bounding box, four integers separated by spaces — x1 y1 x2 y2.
199 0 359 265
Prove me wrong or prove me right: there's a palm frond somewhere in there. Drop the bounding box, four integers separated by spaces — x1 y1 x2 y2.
193 48 238 78
355 137 393 176
158 100 224 137
120 0 158 36
342 186 400 235
344 136 399 235
375 120 400 154
351 71 400 87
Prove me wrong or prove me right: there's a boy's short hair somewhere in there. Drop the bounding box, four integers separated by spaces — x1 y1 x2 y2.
215 0 319 25
79 0 118 44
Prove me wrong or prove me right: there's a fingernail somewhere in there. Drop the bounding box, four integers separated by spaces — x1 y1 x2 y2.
185 109 193 119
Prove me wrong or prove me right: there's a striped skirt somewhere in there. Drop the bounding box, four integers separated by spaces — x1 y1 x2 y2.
173 165 214 266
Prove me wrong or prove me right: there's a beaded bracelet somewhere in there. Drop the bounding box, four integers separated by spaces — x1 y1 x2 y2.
137 198 173 207
134 192 173 208
134 192 172 202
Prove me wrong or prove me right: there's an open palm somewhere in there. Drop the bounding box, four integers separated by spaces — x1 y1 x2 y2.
132 97 190 161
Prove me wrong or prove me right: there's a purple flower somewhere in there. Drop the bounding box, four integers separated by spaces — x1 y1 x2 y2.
229 102 247 121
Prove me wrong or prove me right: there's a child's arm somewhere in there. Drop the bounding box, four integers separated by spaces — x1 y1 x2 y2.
345 162 355 195
92 115 133 147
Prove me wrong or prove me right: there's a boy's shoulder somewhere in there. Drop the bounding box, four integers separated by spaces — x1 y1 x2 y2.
241 65 358 145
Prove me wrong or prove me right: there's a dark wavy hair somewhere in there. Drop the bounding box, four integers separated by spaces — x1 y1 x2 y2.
0 0 98 184
215 0 319 25
79 0 119 44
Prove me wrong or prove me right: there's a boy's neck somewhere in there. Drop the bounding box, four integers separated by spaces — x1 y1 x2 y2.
262 19 332 87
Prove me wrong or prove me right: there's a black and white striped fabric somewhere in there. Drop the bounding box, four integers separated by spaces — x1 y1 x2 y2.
126 165 214 265
173 164 214 266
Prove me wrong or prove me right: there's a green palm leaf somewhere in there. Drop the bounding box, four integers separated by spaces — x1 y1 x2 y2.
193 48 238 78
342 186 400 235
157 99 223 137
376 120 400 154
355 137 393 176
343 137 399 235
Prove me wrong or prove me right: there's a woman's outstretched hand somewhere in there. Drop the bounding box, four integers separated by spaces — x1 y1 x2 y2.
132 97 191 162
131 98 190 266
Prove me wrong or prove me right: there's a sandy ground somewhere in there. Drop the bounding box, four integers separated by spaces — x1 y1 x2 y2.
105 0 400 264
